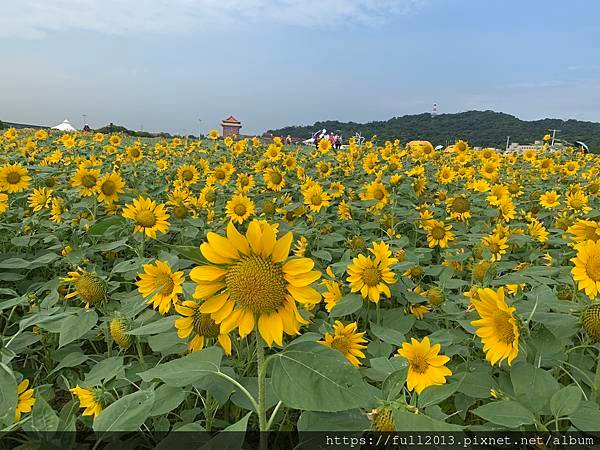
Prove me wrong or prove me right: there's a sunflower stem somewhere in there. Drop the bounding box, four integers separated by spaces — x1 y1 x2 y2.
266 401 283 430
139 233 145 258
135 341 146 369
592 349 600 403
255 330 268 449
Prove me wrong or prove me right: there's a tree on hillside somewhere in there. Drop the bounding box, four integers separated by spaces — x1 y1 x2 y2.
268 110 600 150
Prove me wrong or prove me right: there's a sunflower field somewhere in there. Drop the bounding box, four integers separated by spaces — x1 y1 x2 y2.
1 126 600 445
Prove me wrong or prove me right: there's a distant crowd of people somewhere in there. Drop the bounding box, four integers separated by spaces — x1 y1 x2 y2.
313 129 342 150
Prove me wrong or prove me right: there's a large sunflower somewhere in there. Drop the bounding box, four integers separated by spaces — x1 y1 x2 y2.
174 300 232 354
425 220 455 248
482 233 508 261
122 196 170 239
189 220 321 346
236 173 255 193
263 168 286 191
96 172 125 204
177 165 199 185
470 287 519 366
225 194 255 224
127 145 143 161
446 195 471 221
539 190 561 209
303 184 330 213
28 187 53 212
319 321 367 367
0 163 31 193
397 336 452 394
71 167 101 197
571 240 600 299
566 190 591 214
136 260 185 314
346 241 398 303
360 180 389 210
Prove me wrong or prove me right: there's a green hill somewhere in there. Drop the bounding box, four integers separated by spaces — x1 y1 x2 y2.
268 110 600 151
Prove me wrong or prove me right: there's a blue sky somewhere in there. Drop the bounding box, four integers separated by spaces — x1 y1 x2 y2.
1 0 599 135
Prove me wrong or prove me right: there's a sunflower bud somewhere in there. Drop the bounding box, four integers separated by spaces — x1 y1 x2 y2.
507 183 520 195
349 236 366 250
75 272 107 306
370 407 396 432
426 287 445 306
587 182 600 195
110 318 132 348
320 224 333 235
394 248 406 262
173 205 188 219
472 260 492 282
472 243 485 260
261 200 276 215
407 266 424 278
557 285 574 301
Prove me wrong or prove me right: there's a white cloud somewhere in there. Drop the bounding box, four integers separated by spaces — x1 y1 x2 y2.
1 0 426 38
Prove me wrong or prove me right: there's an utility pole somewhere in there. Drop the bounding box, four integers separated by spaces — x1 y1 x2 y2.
82 114 87 129
548 129 560 146
198 119 202 139
505 136 510 152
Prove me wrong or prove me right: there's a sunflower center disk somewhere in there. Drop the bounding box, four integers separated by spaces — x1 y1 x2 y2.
452 198 469 213
101 180 116 195
192 310 220 337
82 175 97 188
410 355 429 374
182 170 193 181
487 243 500 254
310 194 322 205
156 273 175 296
136 210 157 227
270 173 282 184
373 189 384 200
586 255 600 281
7 172 21 184
234 204 247 216
362 267 381 287
226 255 286 314
431 227 446 240
493 311 516 344
331 336 352 355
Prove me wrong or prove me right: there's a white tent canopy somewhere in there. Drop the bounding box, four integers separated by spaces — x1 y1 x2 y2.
51 119 77 132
